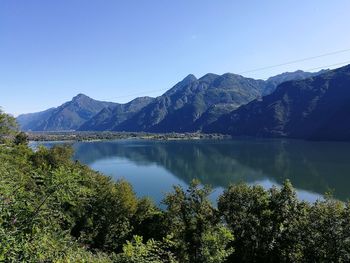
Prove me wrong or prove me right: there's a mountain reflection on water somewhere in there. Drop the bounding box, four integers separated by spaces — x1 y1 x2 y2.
49 138 350 203
30 139 350 203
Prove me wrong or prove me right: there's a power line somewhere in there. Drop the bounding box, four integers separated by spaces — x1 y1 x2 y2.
103 48 350 100
238 48 350 74
259 60 350 81
304 60 350 72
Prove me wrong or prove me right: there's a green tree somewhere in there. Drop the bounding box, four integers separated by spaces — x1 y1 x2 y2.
200 225 234 263
218 181 308 262
163 180 233 263
0 142 137 261
74 178 139 252
131 197 167 242
30 144 74 169
0 109 17 143
218 183 271 261
267 180 308 262
303 197 350 262
14 132 28 145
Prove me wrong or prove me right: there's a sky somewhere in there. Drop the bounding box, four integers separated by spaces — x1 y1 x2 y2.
1 0 350 116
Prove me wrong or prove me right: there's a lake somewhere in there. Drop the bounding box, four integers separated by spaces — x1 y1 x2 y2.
32 139 350 204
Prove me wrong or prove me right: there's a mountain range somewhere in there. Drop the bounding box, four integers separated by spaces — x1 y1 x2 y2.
17 66 350 141
17 69 325 133
205 65 350 141
17 94 117 131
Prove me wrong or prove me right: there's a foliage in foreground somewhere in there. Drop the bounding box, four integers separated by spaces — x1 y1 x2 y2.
1 110 350 262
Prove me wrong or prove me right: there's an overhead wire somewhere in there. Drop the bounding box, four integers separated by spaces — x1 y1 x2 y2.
101 48 350 101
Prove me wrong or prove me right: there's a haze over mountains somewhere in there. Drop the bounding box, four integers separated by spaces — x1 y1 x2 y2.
17 66 350 141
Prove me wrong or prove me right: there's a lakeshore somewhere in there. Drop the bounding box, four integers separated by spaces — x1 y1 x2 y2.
26 131 231 142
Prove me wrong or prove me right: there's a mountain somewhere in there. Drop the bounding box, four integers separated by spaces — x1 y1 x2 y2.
112 70 327 133
112 73 268 132
263 69 329 95
17 94 117 131
78 96 154 131
191 103 239 131
17 108 56 131
205 65 350 140
17 69 327 133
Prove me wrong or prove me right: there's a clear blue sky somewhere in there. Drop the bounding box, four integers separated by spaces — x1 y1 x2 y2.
1 0 350 115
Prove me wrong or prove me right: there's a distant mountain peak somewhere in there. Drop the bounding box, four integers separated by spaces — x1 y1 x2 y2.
199 73 220 82
18 93 116 131
72 93 90 101
222 72 242 77
266 69 328 83
182 74 197 83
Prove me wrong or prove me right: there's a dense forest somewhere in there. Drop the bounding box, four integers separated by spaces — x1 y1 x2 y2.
1 109 350 262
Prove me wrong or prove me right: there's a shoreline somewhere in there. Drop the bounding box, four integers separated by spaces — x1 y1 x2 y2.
26 131 231 142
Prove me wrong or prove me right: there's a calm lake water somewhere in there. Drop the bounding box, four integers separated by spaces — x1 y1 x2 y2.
32 139 350 204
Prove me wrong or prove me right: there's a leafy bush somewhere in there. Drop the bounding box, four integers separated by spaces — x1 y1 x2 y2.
116 235 178 263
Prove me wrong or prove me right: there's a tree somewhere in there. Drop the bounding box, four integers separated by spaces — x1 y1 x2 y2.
0 110 17 143
74 178 139 252
200 225 234 263
303 197 350 261
267 180 309 262
218 183 271 261
163 180 233 263
14 132 28 145
30 144 74 169
218 181 308 262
